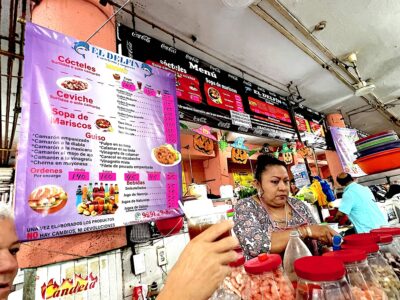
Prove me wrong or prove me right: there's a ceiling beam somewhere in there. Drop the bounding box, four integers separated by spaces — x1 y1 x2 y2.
251 1 400 129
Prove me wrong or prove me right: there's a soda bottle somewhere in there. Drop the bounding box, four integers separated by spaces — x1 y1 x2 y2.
93 183 99 198
88 182 93 201
110 183 115 196
99 182 105 197
105 183 109 198
114 184 119 203
283 230 312 283
82 184 88 203
76 185 82 206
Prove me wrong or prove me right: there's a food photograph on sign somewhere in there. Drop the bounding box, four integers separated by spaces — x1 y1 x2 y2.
151 144 182 166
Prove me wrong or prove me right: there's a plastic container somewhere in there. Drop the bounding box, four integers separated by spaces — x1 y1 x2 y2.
294 256 353 300
354 148 400 174
283 230 312 282
371 228 400 252
342 243 400 298
323 249 386 299
210 254 247 300
244 253 295 300
376 234 400 280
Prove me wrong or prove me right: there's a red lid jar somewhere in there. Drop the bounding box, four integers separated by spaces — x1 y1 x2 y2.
323 250 386 299
343 233 380 245
294 257 352 300
211 254 247 300
342 240 400 295
243 254 294 299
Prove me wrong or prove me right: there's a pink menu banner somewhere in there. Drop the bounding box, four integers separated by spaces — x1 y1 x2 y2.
14 23 182 242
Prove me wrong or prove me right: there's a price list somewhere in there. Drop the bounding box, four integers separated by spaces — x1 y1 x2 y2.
162 94 178 144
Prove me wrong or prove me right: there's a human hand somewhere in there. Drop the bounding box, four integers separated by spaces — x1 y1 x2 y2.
157 220 239 300
308 224 338 245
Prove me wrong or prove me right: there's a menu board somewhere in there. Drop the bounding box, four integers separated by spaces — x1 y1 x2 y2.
15 23 182 241
117 24 295 140
242 80 294 139
293 103 327 148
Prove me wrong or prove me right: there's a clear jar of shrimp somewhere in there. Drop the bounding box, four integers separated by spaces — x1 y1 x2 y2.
342 242 400 299
323 249 387 300
294 256 353 300
243 253 295 300
209 254 247 300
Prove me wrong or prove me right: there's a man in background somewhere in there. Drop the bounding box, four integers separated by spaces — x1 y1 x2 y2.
334 172 388 233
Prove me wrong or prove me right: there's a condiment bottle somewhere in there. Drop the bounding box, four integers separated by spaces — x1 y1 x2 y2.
294 256 353 300
342 242 400 298
283 230 312 283
210 254 246 300
244 253 295 300
323 249 387 299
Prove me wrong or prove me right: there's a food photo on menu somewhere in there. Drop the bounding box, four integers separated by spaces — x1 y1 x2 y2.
76 183 119 217
151 144 181 166
57 77 90 92
28 185 68 215
95 118 113 132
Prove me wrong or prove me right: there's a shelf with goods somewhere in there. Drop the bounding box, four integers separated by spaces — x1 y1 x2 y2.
357 169 400 186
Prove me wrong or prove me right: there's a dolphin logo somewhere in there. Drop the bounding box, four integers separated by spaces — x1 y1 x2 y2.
244 86 252 93
72 41 90 59
141 63 153 78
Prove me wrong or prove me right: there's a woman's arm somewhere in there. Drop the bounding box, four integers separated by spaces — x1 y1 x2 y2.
270 230 292 253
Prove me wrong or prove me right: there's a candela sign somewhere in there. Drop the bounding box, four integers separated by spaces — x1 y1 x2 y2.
41 273 98 299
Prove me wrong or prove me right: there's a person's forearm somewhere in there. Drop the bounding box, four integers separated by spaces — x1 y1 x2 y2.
270 230 292 253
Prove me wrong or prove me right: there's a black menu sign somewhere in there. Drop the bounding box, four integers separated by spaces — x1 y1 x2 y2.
117 24 297 141
293 103 327 147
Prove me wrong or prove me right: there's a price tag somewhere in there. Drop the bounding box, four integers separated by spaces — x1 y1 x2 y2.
162 94 174 102
166 182 179 208
147 172 161 181
68 171 90 181
144 87 156 97
121 81 136 92
124 173 139 181
99 172 116 181
166 172 178 181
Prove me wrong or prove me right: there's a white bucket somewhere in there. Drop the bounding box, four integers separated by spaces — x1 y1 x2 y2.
220 185 234 198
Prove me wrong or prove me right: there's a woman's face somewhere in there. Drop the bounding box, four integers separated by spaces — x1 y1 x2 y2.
257 165 290 208
0 219 19 299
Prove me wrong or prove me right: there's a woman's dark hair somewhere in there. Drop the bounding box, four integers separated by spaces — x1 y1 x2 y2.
336 173 354 186
254 154 286 182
